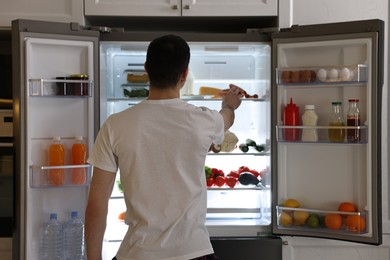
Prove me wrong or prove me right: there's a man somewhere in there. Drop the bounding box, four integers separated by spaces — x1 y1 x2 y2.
85 34 244 260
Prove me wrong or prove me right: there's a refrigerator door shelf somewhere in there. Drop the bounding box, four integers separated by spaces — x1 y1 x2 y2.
276 64 368 85
29 78 93 97
276 125 368 143
276 205 368 235
29 164 92 188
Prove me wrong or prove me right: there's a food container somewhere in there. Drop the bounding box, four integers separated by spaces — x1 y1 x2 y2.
55 77 67 95
68 74 89 96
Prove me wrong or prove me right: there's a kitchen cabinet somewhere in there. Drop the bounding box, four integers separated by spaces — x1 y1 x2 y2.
0 0 84 27
84 0 277 17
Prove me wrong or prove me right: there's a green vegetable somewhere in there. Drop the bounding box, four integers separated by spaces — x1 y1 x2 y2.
255 144 265 152
245 139 257 147
124 88 149 97
205 166 212 179
239 143 249 153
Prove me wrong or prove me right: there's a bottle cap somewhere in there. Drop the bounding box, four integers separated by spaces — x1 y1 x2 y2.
348 99 359 102
71 211 78 218
332 101 342 105
305 105 315 110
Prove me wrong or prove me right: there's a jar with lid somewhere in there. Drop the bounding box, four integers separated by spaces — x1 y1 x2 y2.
347 99 361 142
328 102 346 142
301 104 318 142
69 74 89 96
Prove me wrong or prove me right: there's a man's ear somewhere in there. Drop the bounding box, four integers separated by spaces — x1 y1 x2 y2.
144 63 148 73
181 67 189 82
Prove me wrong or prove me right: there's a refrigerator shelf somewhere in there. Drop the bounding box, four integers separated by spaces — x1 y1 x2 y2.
276 125 368 143
276 206 368 234
29 164 92 188
121 82 150 87
276 64 368 85
207 151 270 156
29 78 93 97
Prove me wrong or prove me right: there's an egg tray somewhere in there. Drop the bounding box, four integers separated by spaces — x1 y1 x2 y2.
276 64 368 85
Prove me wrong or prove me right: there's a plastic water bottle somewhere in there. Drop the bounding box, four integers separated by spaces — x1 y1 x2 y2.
40 213 63 260
63 211 85 260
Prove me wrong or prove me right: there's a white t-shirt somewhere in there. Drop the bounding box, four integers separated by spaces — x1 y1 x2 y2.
88 98 224 260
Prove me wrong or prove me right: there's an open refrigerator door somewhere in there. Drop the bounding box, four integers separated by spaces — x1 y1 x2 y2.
12 20 99 259
271 19 384 245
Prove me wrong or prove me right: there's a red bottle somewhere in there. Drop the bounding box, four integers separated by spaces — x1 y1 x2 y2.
283 98 300 141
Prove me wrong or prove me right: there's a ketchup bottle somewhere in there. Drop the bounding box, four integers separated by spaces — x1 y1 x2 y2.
283 98 300 141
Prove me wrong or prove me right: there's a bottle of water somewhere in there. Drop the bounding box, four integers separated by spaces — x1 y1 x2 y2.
63 211 85 260
40 213 63 260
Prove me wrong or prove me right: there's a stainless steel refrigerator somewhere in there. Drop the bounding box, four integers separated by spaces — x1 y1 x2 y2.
12 18 383 260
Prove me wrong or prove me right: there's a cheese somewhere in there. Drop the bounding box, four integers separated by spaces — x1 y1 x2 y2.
199 86 222 98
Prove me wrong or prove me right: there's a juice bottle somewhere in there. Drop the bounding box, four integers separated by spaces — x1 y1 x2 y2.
328 102 346 142
283 98 299 141
49 137 65 186
71 136 86 185
347 99 361 142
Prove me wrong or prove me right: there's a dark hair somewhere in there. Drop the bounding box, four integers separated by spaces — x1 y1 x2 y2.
145 34 190 89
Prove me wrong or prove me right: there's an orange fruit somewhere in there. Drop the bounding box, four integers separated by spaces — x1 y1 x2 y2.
338 202 357 215
118 211 125 221
325 214 343 230
346 215 366 232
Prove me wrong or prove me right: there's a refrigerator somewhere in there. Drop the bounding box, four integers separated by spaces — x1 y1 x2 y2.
11 18 383 260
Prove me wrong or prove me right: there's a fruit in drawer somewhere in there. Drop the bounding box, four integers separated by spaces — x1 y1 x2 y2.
325 214 342 230
214 176 226 187
293 211 309 226
307 215 320 228
338 202 357 216
346 215 366 232
225 176 238 188
279 212 293 227
283 199 301 208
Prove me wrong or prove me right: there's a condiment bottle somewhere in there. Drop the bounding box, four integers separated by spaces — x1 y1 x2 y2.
283 98 299 141
49 137 65 186
71 136 87 185
347 99 361 142
328 102 346 142
301 105 318 142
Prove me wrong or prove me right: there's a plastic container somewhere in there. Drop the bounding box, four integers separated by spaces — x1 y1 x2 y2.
48 137 65 186
301 105 318 142
69 74 89 96
40 213 63 260
72 136 87 185
63 211 85 260
347 99 361 142
283 98 299 141
328 102 346 142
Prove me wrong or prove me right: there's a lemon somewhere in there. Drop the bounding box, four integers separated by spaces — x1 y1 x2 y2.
283 199 301 208
279 212 293 227
293 210 309 226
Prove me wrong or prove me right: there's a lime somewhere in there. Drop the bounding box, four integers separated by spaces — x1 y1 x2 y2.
307 215 320 228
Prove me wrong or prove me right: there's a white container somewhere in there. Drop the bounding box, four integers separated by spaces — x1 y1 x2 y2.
301 105 318 142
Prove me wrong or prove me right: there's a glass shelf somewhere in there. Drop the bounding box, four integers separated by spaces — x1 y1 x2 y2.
30 164 92 188
276 205 368 235
276 125 368 143
29 78 93 97
276 64 368 86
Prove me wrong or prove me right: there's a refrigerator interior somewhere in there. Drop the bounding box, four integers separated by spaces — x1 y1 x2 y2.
274 37 376 240
100 40 272 256
22 37 94 258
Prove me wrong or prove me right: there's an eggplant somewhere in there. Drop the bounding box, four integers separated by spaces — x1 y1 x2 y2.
238 172 260 186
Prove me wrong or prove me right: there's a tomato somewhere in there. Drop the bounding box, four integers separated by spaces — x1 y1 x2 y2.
248 169 260 177
238 166 250 174
211 168 224 178
227 170 239 179
225 176 238 188
206 178 214 187
214 176 226 187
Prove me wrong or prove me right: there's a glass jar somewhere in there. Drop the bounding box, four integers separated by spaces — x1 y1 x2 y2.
328 102 346 142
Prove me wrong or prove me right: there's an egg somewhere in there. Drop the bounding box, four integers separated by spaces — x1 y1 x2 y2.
340 67 352 81
317 68 327 81
328 69 339 81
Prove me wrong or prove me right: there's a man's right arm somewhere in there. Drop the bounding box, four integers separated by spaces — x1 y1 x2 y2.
219 84 244 131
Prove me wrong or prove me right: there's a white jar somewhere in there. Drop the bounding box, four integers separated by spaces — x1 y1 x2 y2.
302 104 318 142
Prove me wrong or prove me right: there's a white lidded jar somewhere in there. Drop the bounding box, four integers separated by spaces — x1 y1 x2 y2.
301 104 318 142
